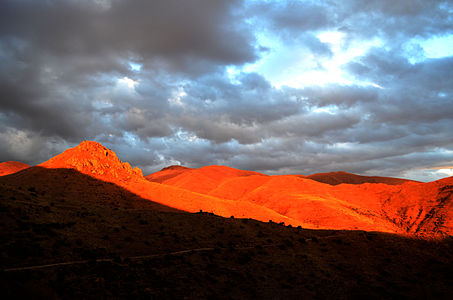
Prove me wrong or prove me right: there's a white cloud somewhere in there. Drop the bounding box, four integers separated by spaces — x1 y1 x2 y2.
118 77 139 89
167 87 187 106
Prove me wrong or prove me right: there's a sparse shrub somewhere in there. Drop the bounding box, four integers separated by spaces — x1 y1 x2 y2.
297 253 308 259
8 240 43 257
173 233 179 242
284 239 294 247
80 249 99 260
298 238 307 244
51 242 62 255
17 221 30 230
237 252 252 265
333 239 343 245
281 282 292 289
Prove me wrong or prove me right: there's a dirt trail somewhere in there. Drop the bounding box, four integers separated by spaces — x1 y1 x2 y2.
3 233 351 272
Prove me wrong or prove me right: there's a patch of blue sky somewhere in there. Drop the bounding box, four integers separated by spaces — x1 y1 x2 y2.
405 34 453 64
129 62 142 71
312 104 339 114
242 29 384 89
124 131 139 146
421 34 453 59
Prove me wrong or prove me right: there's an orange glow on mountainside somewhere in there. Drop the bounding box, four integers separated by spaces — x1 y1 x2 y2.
2 141 452 236
0 161 30 176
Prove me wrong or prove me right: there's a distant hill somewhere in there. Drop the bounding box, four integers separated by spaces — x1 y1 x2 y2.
306 171 418 185
148 164 452 236
0 161 30 176
147 165 264 194
145 165 193 183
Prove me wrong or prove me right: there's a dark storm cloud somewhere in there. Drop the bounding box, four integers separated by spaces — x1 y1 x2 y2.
0 0 256 71
250 0 332 32
0 0 257 163
345 52 453 125
301 85 379 108
333 0 453 46
180 72 304 125
1 0 452 181
248 1 333 58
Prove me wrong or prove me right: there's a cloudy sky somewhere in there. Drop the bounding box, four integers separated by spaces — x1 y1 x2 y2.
1 0 453 181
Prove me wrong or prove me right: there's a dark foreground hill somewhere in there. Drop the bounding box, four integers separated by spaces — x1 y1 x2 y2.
1 169 452 299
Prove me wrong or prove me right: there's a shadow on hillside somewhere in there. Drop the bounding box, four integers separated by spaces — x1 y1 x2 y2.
0 166 181 212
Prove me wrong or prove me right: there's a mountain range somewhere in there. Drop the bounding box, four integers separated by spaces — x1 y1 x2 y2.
1 141 452 299
1 140 452 236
